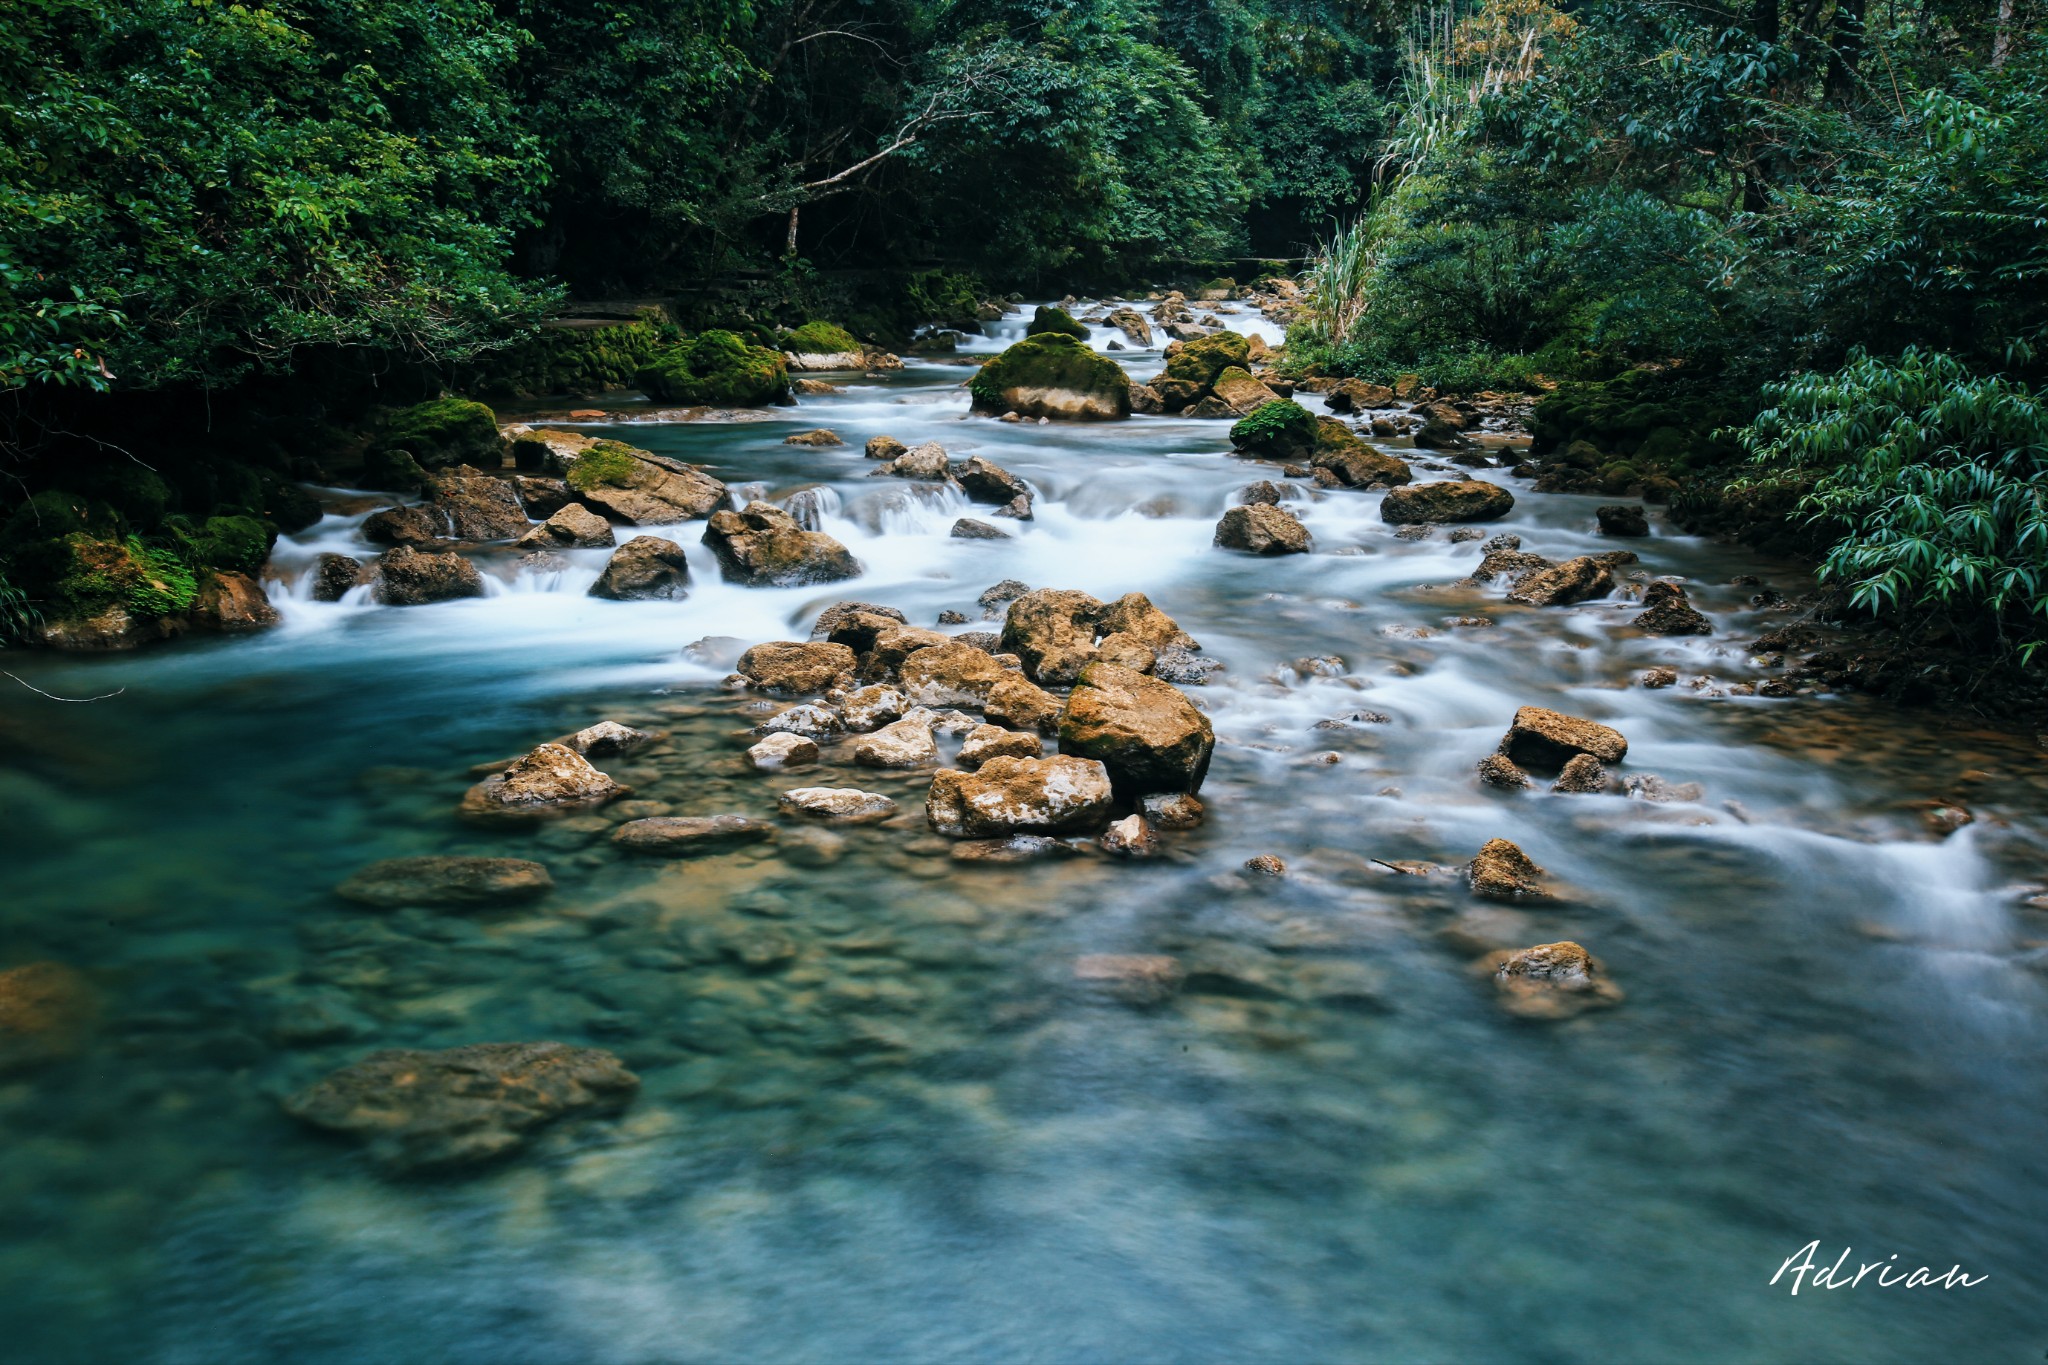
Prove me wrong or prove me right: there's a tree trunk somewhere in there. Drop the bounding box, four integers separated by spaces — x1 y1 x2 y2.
1993 0 2016 68
785 205 800 258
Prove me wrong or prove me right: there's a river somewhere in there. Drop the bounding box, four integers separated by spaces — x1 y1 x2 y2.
1 303 2043 1362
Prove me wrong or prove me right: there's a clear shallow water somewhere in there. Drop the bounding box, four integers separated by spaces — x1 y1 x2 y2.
3 304 2047 1363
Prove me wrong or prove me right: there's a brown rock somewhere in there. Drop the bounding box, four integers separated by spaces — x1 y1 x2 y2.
283 1041 639 1170
1058 662 1215 796
337 857 554 908
1499 706 1628 772
1468 838 1547 900
747 732 819 769
1243 854 1286 876
0 962 95 1071
611 815 775 852
1097 592 1198 651
812 601 908 641
958 456 1033 515
459 743 627 821
431 468 531 540
959 724 1043 768
1597 504 1649 536
899 642 1007 705
703 502 861 586
1507 556 1614 607
1215 504 1311 555
926 755 1116 837
1634 580 1712 635
1640 666 1678 689
1093 632 1157 672
784 428 844 447
1484 942 1623 1019
311 553 366 602
574 446 728 524
1099 813 1161 857
1312 444 1414 489
1140 792 1205 828
1477 753 1533 789
362 505 442 546
375 546 484 605
1000 588 1105 684
513 475 572 518
1380 480 1514 524
737 641 857 694
952 517 1009 540
1073 954 1184 1005
588 535 690 600
865 435 908 461
839 685 907 732
192 571 281 632
515 502 613 550
777 786 898 822
984 674 1063 734
1551 753 1609 793
853 714 940 768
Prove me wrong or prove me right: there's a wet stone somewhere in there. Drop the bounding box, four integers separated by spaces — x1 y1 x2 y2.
747 732 819 770
611 815 777 853
336 856 554 908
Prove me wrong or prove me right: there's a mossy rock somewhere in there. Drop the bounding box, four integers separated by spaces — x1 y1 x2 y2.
1562 440 1605 470
1598 462 1640 494
1633 426 1692 467
1229 399 1319 461
783 320 862 355
1163 332 1250 389
64 464 172 529
40 534 198 618
361 447 428 493
378 399 501 470
564 442 646 493
1025 306 1089 341
467 319 672 398
967 334 1130 421
637 331 790 406
168 514 274 575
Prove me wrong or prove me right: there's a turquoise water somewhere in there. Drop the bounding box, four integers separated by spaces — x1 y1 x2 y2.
2 308 2045 1362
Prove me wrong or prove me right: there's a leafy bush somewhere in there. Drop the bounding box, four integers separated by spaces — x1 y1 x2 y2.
1737 349 2048 656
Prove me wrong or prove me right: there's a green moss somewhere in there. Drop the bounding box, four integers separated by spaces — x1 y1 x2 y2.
906 270 986 330
1025 306 1089 340
1163 332 1250 388
127 541 199 616
1229 399 1319 456
636 330 790 406
378 399 501 469
467 319 672 398
967 333 1130 414
169 514 273 574
361 447 427 493
565 441 644 492
783 320 861 355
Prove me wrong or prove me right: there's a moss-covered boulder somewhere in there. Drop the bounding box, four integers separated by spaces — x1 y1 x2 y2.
566 441 727 524
377 399 502 471
637 330 790 406
968 334 1131 421
1162 332 1251 389
1025 306 1089 341
1380 480 1515 524
465 318 671 399
1229 399 1319 461
783 321 861 355
361 447 428 493
1309 419 1413 488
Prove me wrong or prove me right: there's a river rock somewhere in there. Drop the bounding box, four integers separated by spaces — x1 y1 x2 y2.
1211 367 1280 415
1094 634 1156 672
784 428 843 447
1106 307 1153 347
1215 503 1310 555
926 755 1116 837
758 703 842 739
1098 593 1197 652
958 724 1042 768
1468 838 1546 901
1244 854 1286 876
874 441 951 480
190 571 281 632
506 426 594 473
375 546 484 605
1099 813 1160 857
363 505 441 546
837 685 905 732
968 333 1132 420
282 1041 640 1171
1624 773 1704 803
864 435 907 462
890 642 1000 707
432 467 531 540
460 743 626 821
957 456 1033 516
853 714 940 768
588 535 690 600
570 443 728 523
514 475 572 518
0 961 96 1071
737 641 857 694
984 674 1062 734
1139 792 1204 828
1058 661 1214 796
952 518 1008 540
812 601 908 641
1312 444 1414 489
1380 480 1514 524
558 721 658 757
1073 953 1183 1005
1634 580 1711 635
747 732 819 770
311 553 366 602
1552 753 1609 793
778 787 899 823
515 502 614 551
1597 504 1649 536
1640 666 1678 689
1000 588 1104 684
703 502 861 586
1507 556 1614 607
1476 753 1533 789
336 856 554 908
1486 941 1623 1020
612 815 776 852
1322 378 1395 412
1499 706 1628 771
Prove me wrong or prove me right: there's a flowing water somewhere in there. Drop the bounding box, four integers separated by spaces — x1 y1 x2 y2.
4 304 2046 1363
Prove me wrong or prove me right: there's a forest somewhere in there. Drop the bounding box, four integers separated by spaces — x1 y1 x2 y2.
3 0 2046 670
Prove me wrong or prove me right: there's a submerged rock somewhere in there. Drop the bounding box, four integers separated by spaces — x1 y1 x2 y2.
737 641 857 694
926 754 1116 837
0 962 96 1072
611 815 775 853
777 786 898 823
1214 503 1310 555
1058 662 1214 796
747 732 819 770
1073 953 1184 1005
374 546 484 606
1380 480 1514 524
589 535 691 601
1552 753 1610 794
1498 706 1628 772
283 1041 639 1171
336 857 554 908
459 743 626 821
1468 838 1547 901
703 501 861 586
1485 941 1623 1020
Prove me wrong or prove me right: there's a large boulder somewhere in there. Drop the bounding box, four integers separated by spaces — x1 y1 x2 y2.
959 724 1043 768
958 456 1032 515
1097 592 1197 652
635 330 789 406
1106 307 1153 347
516 502 614 550
1498 706 1628 771
337 857 554 908
1215 504 1310 555
873 441 951 480
376 399 502 471
374 546 484 605
984 674 1063 734
899 642 1007 706
310 553 365 602
1322 379 1396 412
968 334 1131 420
588 535 690 600
1210 367 1281 416
736 640 857 693
190 571 281 632
1025 305 1089 340
1507 556 1614 607
506 427 594 474
1057 661 1214 796
1597 504 1649 537
1161 332 1251 391
283 1041 639 1171
1380 480 1515 524
431 467 530 540
926 755 1116 837
702 502 861 586
567 441 728 524
363 504 442 546
1000 588 1105 684
459 742 627 821
1229 399 1320 461
1312 440 1413 489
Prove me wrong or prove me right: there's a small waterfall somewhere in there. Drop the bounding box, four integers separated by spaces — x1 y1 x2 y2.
780 485 843 530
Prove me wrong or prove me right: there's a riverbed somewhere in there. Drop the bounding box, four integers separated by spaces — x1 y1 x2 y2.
2 304 2044 1363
